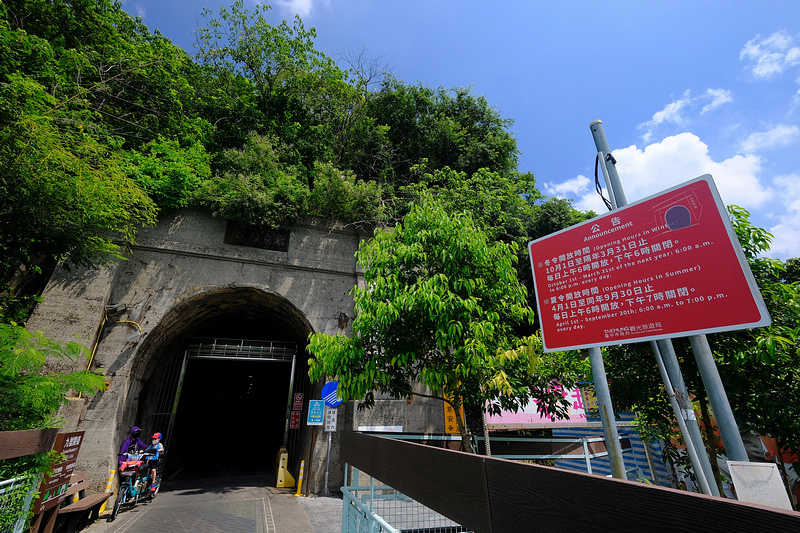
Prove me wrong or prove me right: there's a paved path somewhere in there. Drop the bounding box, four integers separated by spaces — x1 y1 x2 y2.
86 475 342 533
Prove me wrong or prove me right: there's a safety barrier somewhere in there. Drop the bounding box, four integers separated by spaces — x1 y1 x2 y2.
342 467 470 533
341 431 800 532
0 474 38 533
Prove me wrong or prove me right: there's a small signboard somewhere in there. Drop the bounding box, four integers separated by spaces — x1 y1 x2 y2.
529 175 770 352
325 408 338 432
443 397 465 435
307 400 324 426
322 381 343 407
33 431 84 513
290 410 301 429
293 392 304 411
728 461 793 510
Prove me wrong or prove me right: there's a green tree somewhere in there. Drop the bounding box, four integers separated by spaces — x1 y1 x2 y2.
603 206 800 493
0 73 157 287
193 133 309 227
196 0 355 179
0 323 105 431
308 197 581 451
307 162 385 227
127 136 212 210
350 77 519 185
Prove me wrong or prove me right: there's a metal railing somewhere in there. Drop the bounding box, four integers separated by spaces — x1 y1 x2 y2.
186 337 296 361
342 465 471 533
472 434 642 477
0 474 38 533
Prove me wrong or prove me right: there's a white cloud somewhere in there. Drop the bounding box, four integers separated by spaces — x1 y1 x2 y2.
544 175 590 197
740 31 800 79
273 0 315 17
739 124 800 153
122 1 145 19
701 88 733 114
768 174 800 258
640 89 733 142
563 133 772 215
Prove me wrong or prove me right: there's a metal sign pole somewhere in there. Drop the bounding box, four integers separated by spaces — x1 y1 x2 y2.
656 339 720 496
323 430 332 496
688 335 748 461
587 346 626 479
590 120 749 481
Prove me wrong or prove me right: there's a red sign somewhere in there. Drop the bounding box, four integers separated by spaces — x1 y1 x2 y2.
293 392 304 411
290 411 301 430
529 175 770 352
33 431 84 513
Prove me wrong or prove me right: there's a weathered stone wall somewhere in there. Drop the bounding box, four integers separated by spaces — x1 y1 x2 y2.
26 209 446 494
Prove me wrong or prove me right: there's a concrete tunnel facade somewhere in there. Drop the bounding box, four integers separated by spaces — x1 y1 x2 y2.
26 209 447 494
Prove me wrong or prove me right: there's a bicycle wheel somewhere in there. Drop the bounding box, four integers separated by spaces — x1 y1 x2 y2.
110 485 128 522
150 474 161 499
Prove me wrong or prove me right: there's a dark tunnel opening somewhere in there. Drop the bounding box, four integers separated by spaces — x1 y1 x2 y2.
165 358 292 480
134 288 316 484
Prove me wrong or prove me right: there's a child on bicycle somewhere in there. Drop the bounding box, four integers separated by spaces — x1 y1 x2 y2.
147 432 164 492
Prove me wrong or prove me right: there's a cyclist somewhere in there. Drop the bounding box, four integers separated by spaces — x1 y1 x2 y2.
147 432 165 492
118 426 147 467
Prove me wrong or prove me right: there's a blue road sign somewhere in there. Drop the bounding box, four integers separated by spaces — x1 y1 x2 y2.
307 400 324 426
322 381 343 407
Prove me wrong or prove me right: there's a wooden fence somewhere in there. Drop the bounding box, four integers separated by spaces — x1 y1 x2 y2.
341 431 800 532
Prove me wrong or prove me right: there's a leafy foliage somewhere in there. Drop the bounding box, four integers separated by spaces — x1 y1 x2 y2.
0 73 157 282
603 206 800 485
0 323 105 431
308 198 583 450
193 133 309 227
308 162 385 226
127 137 212 210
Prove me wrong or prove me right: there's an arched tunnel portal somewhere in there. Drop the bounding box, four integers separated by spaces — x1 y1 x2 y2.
128 285 316 481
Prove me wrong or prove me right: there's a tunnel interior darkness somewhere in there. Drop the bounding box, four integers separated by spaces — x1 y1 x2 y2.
134 288 314 482
167 358 292 479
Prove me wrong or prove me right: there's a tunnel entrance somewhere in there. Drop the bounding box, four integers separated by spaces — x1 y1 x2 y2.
132 287 315 484
165 342 295 480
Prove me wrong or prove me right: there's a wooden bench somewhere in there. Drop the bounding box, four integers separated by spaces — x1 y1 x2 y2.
52 472 112 533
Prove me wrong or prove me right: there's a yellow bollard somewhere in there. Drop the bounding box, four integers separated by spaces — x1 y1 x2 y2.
98 469 116 514
294 461 305 497
275 447 296 488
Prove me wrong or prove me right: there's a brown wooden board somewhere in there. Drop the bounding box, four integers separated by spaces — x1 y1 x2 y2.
32 432 85 514
342 431 800 533
341 431 492 533
0 428 59 460
484 457 800 531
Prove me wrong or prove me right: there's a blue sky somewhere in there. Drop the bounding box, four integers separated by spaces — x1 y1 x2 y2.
123 1 800 260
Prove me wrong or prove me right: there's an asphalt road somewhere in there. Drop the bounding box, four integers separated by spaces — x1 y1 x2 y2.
85 475 342 533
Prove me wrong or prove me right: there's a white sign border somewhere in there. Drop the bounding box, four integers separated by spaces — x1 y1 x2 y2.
529 174 771 352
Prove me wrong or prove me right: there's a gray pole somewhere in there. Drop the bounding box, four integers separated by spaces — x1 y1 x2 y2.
587 346 626 479
590 120 627 206
688 335 749 461
656 339 720 496
590 119 750 478
651 341 714 495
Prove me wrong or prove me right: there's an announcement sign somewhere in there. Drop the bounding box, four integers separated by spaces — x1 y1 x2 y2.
529 175 770 352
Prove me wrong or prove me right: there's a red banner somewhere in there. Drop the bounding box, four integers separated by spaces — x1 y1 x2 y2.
529 175 770 352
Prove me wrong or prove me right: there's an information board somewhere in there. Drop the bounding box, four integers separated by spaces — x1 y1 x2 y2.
307 400 324 426
293 392 304 411
529 175 770 352
324 408 338 432
33 431 84 513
